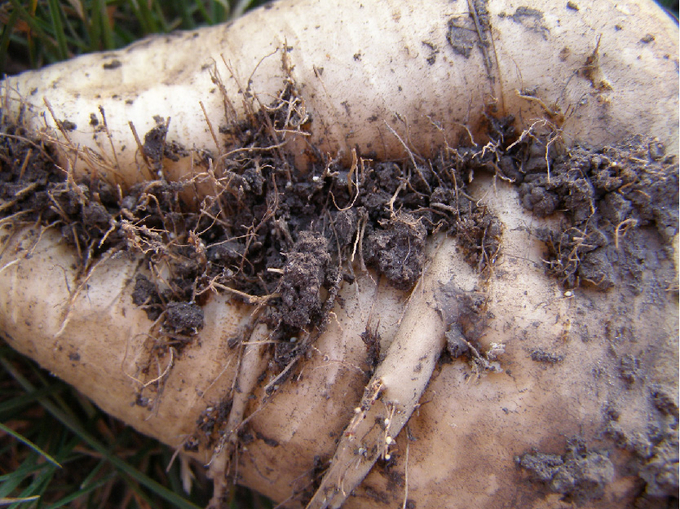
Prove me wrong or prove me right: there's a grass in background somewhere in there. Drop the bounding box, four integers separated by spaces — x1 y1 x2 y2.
0 0 268 76
658 0 679 18
0 342 273 508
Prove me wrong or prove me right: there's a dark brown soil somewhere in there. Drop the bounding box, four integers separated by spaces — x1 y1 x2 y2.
275 230 333 329
517 136 678 290
0 87 511 350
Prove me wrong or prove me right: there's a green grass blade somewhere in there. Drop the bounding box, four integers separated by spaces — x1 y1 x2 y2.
6 0 55 51
0 426 82 508
193 0 215 25
173 0 198 29
0 459 44 497
77 458 107 489
0 496 40 506
46 0 69 60
151 1 173 32
7 464 57 509
40 474 113 509
136 0 160 34
0 422 61 468
85 1 101 53
231 0 254 19
0 358 202 509
0 8 20 75
95 0 114 50
0 460 50 484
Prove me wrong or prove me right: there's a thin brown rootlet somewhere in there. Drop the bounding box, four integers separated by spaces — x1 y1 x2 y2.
1 66 678 506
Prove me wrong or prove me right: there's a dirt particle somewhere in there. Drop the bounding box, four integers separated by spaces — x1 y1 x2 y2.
363 486 390 505
361 325 381 371
579 37 613 92
650 385 679 418
517 438 614 504
277 231 332 329
132 274 162 317
164 302 204 334
142 121 168 166
255 431 280 447
619 354 640 385
183 436 200 452
566 1 579 10
58 119 77 131
578 249 616 290
364 212 426 290
422 41 438 65
445 326 470 358
519 136 678 289
516 451 564 482
446 18 476 58
530 349 563 363
207 241 244 266
559 46 571 61
102 59 122 70
438 284 496 371
504 6 550 39
638 436 679 499
640 34 655 44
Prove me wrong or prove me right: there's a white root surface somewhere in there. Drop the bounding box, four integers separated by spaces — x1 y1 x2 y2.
0 0 678 508
307 236 475 508
208 323 271 507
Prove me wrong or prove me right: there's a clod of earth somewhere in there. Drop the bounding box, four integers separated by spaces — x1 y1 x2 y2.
0 0 678 508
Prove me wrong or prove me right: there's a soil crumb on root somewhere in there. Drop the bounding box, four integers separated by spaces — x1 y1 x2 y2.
530 348 563 364
516 135 678 289
517 438 614 505
436 282 501 373
2 100 676 370
364 212 426 290
604 387 679 507
276 230 332 329
132 274 163 320
164 302 204 334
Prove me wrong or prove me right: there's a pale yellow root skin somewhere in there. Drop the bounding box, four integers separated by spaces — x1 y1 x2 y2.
306 235 463 509
0 0 678 508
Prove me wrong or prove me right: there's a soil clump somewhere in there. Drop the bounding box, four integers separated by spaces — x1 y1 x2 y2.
1 94 677 364
516 438 615 505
